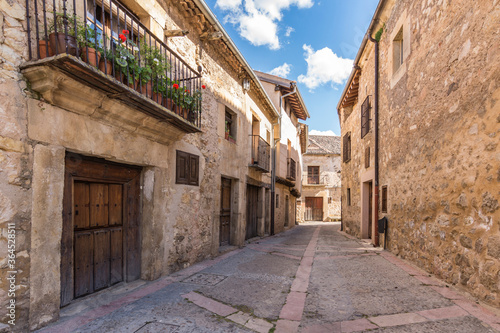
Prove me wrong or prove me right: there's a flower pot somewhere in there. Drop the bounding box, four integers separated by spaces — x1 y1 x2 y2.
151 91 163 105
136 80 153 98
80 47 101 67
49 32 77 56
98 59 113 75
163 97 174 110
225 132 229 140
38 40 54 59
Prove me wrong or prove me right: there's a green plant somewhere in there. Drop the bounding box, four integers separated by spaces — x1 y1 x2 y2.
140 42 170 84
47 12 80 36
114 29 141 82
76 23 102 49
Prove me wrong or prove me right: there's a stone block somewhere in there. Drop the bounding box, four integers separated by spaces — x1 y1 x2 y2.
487 237 500 260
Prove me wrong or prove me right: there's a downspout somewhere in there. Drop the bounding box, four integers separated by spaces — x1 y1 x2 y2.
271 86 297 235
367 33 380 247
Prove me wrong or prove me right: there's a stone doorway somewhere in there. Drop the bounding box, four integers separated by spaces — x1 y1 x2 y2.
219 178 231 246
61 154 142 306
361 180 374 241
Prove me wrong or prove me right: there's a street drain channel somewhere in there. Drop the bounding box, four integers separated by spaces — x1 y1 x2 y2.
134 322 179 332
181 273 227 286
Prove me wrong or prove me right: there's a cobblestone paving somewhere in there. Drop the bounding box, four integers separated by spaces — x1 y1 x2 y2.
38 223 500 333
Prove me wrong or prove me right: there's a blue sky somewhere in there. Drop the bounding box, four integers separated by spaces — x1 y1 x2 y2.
204 0 379 136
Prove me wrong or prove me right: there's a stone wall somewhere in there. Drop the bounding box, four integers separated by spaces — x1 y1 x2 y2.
340 0 500 307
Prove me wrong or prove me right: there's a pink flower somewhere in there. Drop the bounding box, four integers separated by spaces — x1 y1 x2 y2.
201 85 206 89
173 83 179 89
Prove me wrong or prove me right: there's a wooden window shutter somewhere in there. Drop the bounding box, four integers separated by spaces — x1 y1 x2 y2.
343 132 351 163
361 96 370 138
189 155 199 186
176 150 199 186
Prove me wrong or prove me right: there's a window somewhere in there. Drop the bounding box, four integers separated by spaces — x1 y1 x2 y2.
343 132 351 163
365 147 370 168
381 186 388 213
361 96 371 138
225 108 236 142
176 150 199 186
328 197 332 204
393 26 404 73
347 188 351 206
307 166 319 184
276 194 279 208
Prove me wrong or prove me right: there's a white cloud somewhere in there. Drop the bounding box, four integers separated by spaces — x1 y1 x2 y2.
238 13 280 49
309 129 337 136
216 0 242 10
298 44 353 90
216 0 313 50
269 63 291 78
285 26 294 37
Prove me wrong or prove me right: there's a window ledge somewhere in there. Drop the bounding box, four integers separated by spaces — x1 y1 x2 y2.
21 55 201 145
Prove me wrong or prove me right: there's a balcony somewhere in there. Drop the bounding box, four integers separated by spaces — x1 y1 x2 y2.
287 158 296 181
250 135 270 173
23 0 202 139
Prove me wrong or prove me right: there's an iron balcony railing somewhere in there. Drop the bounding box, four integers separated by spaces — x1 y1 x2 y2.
27 0 202 128
250 135 270 173
287 158 296 181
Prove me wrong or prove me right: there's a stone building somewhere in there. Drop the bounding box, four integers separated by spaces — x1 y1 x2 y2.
298 135 341 222
256 71 309 232
338 0 500 306
0 0 282 330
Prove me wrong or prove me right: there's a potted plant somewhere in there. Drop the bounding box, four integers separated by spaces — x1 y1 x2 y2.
77 23 101 67
139 42 170 100
99 47 114 75
114 29 140 86
38 34 54 59
47 12 79 56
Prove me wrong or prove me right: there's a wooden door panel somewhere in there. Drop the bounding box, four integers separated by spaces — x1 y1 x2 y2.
94 230 111 290
109 184 123 226
305 197 323 221
90 184 109 228
246 185 259 239
74 231 93 298
110 228 123 285
220 178 231 246
74 182 90 229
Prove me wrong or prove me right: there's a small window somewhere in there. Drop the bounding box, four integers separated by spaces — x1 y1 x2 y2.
328 197 332 204
176 150 199 186
307 166 319 184
382 185 388 213
347 188 351 206
393 26 404 73
225 108 236 142
365 147 370 168
343 132 351 163
276 194 279 208
361 96 371 138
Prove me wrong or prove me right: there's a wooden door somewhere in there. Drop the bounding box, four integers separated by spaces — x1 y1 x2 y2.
305 197 323 221
368 182 373 238
246 185 259 240
285 195 290 226
73 181 123 298
61 154 141 306
220 178 231 246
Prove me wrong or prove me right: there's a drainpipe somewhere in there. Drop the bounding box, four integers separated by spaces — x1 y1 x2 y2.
367 34 380 247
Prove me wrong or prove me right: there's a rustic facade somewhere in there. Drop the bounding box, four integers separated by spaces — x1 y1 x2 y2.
256 71 310 232
338 0 500 306
0 0 281 330
298 135 341 222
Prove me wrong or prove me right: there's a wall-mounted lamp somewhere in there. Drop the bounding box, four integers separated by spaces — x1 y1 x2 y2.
243 78 250 91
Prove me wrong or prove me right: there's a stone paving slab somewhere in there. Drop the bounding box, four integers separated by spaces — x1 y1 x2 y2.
368 312 427 327
182 292 237 317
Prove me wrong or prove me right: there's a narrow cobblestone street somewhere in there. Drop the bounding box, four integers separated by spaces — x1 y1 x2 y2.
39 223 500 333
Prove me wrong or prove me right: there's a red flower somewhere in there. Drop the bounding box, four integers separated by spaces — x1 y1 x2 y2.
201 85 206 89
187 90 190 93
122 29 129 35
173 83 179 89
118 34 126 43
